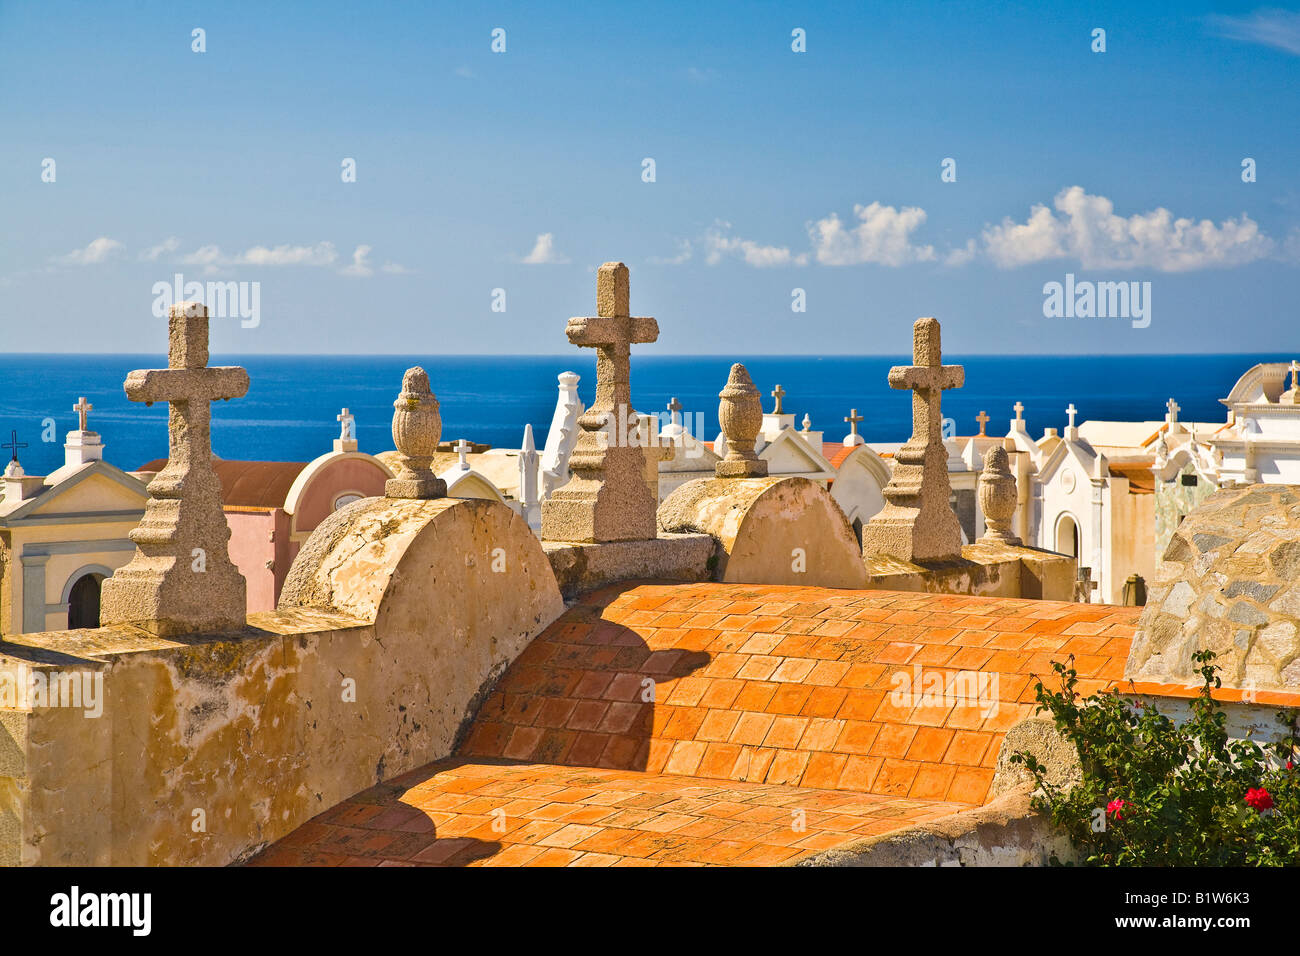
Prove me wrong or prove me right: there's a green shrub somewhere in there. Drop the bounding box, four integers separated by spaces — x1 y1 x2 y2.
1011 649 1300 866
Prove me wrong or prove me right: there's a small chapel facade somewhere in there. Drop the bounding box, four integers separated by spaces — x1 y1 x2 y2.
0 401 148 634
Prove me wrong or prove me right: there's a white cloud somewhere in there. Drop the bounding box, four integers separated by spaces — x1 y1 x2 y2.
945 238 978 267
380 262 412 274
340 244 374 277
58 237 124 264
237 241 338 267
522 233 570 264
981 186 1274 271
703 221 807 267
140 236 180 261
176 241 340 273
1209 9 1300 56
807 202 936 266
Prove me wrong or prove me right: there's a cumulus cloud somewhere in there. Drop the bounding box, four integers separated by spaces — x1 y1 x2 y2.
807 202 936 266
522 233 570 264
140 236 180 261
981 186 1273 271
1208 9 1300 55
58 237 124 264
176 241 339 273
702 221 807 267
340 244 374 277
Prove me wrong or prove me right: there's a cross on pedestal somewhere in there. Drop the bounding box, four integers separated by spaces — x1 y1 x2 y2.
1166 397 1180 423
455 438 471 470
99 302 250 637
1013 401 1025 428
975 410 989 436
770 384 786 415
541 262 660 543
2 430 26 463
861 317 965 563
73 397 94 433
842 411 863 442
1066 403 1078 429
666 396 682 427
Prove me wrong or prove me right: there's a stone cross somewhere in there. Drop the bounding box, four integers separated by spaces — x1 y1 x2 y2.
1166 398 1180 423
3 430 26 463
541 262 659 542
975 410 989 436
1013 401 1025 428
844 409 864 436
73 397 94 433
338 407 355 440
1066 403 1078 429
455 438 471 470
770 384 786 415
861 317 965 563
666 396 682 428
99 302 250 636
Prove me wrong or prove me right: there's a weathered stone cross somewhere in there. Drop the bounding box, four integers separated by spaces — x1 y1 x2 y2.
455 438 471 470
975 410 989 436
844 408 864 438
99 302 250 636
1013 401 1025 426
770 384 786 415
1166 397 1180 423
73 396 94 432
541 262 660 543
861 317 965 563
666 396 682 427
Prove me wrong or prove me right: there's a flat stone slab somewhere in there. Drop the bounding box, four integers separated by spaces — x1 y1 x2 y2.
543 534 714 600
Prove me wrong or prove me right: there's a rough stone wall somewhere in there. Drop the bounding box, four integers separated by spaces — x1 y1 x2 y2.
1128 484 1300 690
658 476 868 589
0 496 565 865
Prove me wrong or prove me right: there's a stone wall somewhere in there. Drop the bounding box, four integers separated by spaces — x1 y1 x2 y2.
0 496 564 866
1128 484 1300 690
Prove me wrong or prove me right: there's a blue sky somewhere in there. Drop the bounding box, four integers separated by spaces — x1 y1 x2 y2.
2 0 1298 356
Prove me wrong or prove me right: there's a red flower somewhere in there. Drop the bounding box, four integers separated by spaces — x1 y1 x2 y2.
1245 787 1274 812
1106 798 1127 820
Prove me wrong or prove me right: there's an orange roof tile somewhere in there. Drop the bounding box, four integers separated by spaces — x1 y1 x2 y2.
255 582 1141 867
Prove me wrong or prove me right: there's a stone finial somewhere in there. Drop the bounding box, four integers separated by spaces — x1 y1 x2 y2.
541 261 659 542
386 366 447 499
801 414 812 433
977 446 1020 545
99 302 250 636
861 317 965 563
715 363 769 478
1283 361 1300 404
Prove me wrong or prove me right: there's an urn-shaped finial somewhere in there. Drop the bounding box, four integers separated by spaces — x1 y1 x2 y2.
715 363 768 478
977 444 1020 544
386 366 447 499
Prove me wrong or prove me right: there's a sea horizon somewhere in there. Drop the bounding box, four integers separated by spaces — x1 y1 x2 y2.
1 352 1288 478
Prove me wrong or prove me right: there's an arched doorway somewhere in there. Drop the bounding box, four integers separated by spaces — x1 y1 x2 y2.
67 572 106 629
1055 513 1080 558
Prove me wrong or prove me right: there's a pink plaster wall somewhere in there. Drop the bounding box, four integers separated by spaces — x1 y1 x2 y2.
294 459 389 533
226 509 291 614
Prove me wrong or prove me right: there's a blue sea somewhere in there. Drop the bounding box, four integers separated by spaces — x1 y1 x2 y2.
0 354 1289 476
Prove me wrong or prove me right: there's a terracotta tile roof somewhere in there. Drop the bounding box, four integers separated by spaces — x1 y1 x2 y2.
138 458 308 509
1107 461 1156 494
253 582 1139 866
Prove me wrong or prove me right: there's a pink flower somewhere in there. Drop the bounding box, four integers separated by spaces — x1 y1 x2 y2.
1245 787 1274 812
1107 798 1127 820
